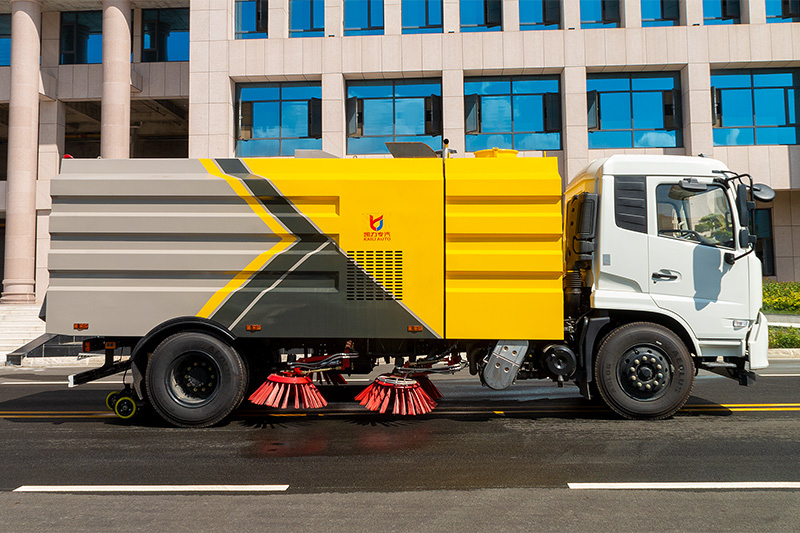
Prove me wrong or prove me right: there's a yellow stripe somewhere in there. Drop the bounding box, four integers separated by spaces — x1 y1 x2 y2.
196 159 297 318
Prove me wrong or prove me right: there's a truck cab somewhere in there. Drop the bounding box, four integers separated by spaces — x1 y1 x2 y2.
564 155 772 418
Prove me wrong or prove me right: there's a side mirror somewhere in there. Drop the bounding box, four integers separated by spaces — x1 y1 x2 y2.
752 183 776 203
736 183 752 227
739 227 756 248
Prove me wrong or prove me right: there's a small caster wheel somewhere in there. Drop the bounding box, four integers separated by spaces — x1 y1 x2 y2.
114 396 137 420
106 391 121 411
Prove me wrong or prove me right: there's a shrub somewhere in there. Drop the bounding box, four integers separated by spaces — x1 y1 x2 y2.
769 326 800 349
763 280 800 313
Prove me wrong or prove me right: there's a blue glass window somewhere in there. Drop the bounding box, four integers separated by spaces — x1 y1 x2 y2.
0 14 10 67
587 73 682 149
236 0 268 39
403 0 443 34
464 76 561 152
461 0 503 32
236 83 322 157
61 11 103 65
346 79 442 155
703 0 740 25
581 0 620 29
291 0 325 37
641 0 679 27
344 0 384 36
142 9 189 62
520 0 560 30
711 70 800 147
766 0 800 23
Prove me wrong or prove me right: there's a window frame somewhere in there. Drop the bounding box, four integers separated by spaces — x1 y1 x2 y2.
587 72 683 149
711 69 799 147
519 0 560 30
60 11 104 65
235 82 323 157
460 0 503 33
344 0 385 36
656 183 736 251
580 0 621 29
463 76 562 153
766 0 800 23
0 14 10 67
290 0 325 37
345 79 443 155
402 0 444 34
703 0 741 25
641 0 679 27
235 0 269 40
141 8 190 62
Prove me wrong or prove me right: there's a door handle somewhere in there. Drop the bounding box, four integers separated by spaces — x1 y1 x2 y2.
652 271 678 281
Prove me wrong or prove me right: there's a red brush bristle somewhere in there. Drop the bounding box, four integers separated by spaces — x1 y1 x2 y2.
413 375 442 400
249 373 328 409
356 375 436 415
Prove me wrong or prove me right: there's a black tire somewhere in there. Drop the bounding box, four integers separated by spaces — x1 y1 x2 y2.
595 322 694 420
145 332 247 428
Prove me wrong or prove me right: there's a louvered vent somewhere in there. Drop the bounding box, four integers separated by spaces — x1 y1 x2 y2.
346 251 403 301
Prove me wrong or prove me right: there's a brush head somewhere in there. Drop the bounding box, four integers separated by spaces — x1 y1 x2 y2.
355 374 437 415
249 372 328 409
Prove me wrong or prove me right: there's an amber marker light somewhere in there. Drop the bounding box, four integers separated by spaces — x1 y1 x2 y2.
246 324 262 332
407 325 423 333
105 342 117 350
74 323 89 331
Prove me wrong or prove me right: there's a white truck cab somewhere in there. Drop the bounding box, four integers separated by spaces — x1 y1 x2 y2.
564 155 773 418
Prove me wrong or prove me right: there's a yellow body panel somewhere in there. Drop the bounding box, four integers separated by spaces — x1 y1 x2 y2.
245 158 445 337
445 157 564 340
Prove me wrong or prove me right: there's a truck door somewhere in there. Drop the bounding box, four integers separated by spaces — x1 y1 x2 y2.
647 178 750 346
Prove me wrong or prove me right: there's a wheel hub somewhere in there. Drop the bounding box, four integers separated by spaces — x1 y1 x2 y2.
167 351 220 407
618 345 672 401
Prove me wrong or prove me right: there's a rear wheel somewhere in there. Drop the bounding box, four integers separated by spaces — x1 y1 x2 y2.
145 332 247 428
595 322 694 420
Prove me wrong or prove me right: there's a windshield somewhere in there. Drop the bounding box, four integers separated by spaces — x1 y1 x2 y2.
656 184 734 248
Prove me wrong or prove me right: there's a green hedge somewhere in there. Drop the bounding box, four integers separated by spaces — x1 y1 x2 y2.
769 326 800 349
763 280 800 314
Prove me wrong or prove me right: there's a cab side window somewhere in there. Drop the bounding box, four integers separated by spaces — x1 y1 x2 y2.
656 184 734 248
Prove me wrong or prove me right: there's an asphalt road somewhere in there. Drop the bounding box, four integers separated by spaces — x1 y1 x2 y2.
1 360 799 532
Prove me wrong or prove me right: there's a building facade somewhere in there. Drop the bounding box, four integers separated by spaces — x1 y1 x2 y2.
1 0 799 304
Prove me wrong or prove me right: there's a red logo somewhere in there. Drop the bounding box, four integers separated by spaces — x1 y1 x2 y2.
369 215 384 232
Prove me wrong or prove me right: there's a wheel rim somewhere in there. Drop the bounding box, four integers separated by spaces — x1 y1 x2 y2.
616 344 673 402
166 350 221 408
115 398 136 418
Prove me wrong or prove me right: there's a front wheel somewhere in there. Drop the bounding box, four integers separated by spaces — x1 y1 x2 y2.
145 332 247 428
595 322 694 420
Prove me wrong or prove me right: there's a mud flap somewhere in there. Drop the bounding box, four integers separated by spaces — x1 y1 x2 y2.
481 341 529 390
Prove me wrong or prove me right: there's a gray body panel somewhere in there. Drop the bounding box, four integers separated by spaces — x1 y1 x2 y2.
46 158 435 340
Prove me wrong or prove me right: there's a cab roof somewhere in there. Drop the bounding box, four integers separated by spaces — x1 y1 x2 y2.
577 155 731 181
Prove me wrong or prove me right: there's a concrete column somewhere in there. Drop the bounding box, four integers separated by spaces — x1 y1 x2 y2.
2 0 42 304
443 0 460 33
442 69 464 155
563 0 581 30
502 0 519 32
325 0 344 36
322 72 346 157
269 0 290 39
562 66 588 183
385 0 402 35
101 0 132 159
741 0 766 24
621 0 641 28
681 63 713 157
682 0 704 26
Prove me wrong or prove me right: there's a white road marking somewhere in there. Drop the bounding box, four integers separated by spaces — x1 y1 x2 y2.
13 485 289 493
568 482 800 490
759 374 800 377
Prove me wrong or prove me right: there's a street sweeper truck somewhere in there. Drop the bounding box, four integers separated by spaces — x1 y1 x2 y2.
42 149 774 426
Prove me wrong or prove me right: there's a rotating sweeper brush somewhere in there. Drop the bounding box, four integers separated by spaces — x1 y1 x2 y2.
355 350 466 415
249 352 354 409
354 374 437 415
